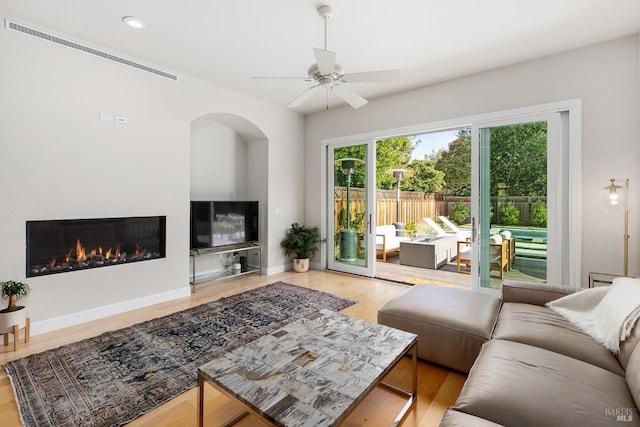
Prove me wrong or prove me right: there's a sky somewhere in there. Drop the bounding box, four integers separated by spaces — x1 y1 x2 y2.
411 129 462 160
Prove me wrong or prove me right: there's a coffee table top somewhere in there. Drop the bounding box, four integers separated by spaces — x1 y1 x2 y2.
198 308 417 426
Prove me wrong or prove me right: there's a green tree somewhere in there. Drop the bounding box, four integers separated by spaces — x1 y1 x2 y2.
334 145 367 188
489 122 547 196
435 129 472 196
334 136 415 190
404 159 445 193
375 136 414 190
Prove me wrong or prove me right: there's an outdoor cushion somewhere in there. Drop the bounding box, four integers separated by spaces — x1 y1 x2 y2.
489 234 502 244
499 230 512 239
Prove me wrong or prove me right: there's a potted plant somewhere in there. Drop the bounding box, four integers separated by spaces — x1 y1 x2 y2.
0 280 31 345
1 280 30 313
280 223 320 273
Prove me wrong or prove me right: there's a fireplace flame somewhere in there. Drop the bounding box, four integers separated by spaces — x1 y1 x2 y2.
76 239 87 263
31 236 159 276
67 240 124 262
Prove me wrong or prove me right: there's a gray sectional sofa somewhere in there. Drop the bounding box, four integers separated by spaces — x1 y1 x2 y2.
380 280 640 426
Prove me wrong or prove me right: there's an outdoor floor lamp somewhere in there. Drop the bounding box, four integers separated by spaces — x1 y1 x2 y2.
598 178 630 276
387 169 412 222
336 157 364 262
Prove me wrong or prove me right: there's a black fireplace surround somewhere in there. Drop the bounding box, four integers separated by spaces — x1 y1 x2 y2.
26 216 166 277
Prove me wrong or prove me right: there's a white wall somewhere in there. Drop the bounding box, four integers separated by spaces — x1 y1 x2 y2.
0 19 304 331
305 35 640 285
189 115 269 274
190 118 248 200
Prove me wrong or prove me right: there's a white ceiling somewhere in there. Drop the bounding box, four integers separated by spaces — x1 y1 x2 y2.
2 0 640 114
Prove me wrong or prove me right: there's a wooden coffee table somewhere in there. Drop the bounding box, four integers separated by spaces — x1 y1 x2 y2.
197 309 417 426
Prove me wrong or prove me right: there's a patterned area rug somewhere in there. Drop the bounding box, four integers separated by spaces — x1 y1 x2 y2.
5 282 357 427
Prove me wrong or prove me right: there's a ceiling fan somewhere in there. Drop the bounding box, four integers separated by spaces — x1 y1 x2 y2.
254 5 399 110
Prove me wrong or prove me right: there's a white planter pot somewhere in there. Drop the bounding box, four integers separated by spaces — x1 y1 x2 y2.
293 258 310 273
0 307 28 334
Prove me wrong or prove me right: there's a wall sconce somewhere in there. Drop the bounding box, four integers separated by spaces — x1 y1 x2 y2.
598 178 630 276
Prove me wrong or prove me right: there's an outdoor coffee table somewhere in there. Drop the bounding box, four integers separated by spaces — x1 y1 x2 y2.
197 308 418 427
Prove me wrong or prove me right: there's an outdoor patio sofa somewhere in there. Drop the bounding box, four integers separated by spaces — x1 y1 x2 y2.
376 224 410 261
378 280 640 427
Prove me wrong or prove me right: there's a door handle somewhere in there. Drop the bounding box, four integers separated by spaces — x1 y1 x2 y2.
368 214 372 234
471 217 477 243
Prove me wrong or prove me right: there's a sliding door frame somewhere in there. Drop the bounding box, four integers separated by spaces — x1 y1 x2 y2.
471 112 564 293
319 99 582 287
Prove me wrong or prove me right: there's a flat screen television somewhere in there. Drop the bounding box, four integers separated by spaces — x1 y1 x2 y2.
190 201 259 249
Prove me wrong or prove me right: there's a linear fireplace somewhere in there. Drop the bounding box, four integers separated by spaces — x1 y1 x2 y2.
26 216 166 277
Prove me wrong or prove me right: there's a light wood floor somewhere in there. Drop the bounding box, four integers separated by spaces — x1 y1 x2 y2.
376 255 543 289
0 270 466 427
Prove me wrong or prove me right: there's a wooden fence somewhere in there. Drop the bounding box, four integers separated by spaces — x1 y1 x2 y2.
334 187 546 230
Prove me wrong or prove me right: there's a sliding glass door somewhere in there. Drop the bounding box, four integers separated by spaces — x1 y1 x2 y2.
471 113 565 292
327 141 376 277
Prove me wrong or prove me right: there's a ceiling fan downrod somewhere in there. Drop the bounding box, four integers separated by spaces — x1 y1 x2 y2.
318 5 332 51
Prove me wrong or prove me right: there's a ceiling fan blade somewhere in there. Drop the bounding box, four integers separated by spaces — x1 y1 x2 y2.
252 76 313 81
313 48 336 75
341 69 400 83
332 84 368 109
287 85 321 108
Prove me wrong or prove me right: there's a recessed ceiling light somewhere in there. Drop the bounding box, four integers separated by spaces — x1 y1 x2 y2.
122 16 146 29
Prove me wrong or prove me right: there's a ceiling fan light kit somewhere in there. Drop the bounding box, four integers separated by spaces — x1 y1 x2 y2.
255 4 399 111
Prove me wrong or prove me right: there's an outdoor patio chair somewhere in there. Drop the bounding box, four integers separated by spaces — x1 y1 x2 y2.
456 234 509 279
423 218 448 238
439 215 472 240
499 229 516 270
489 234 509 279
438 216 461 233
456 238 472 273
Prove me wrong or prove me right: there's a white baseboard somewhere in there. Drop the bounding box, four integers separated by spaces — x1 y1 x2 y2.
310 261 323 270
265 264 288 275
31 286 192 336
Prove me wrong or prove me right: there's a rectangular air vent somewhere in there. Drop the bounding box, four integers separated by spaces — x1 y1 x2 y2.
5 19 177 81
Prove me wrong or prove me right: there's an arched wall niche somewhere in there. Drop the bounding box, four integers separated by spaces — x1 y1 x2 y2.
189 113 269 267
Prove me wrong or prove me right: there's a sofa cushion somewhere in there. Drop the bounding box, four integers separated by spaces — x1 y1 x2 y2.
501 279 575 305
618 318 640 370
439 409 505 426
493 302 624 375
453 339 640 427
626 341 640 412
